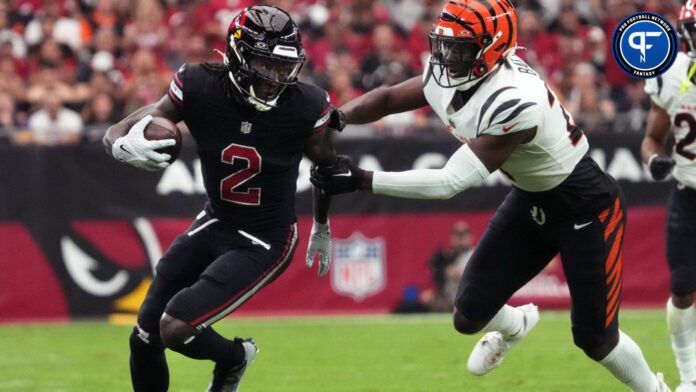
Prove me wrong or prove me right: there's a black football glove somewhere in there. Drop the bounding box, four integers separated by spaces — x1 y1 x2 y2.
648 154 675 181
310 155 364 195
328 107 346 132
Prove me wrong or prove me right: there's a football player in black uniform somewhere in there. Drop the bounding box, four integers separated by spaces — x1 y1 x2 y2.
104 6 336 392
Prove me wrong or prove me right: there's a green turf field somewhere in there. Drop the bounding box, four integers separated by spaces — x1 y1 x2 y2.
0 310 679 391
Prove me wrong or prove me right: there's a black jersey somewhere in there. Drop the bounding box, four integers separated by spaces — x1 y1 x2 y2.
168 63 331 231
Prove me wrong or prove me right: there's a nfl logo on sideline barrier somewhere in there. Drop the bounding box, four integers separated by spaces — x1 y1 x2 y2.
331 232 386 301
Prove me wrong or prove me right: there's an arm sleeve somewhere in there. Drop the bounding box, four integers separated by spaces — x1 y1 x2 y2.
372 144 490 199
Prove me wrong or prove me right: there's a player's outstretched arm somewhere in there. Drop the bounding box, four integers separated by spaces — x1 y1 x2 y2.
311 128 535 199
641 101 674 181
304 128 337 276
339 76 428 126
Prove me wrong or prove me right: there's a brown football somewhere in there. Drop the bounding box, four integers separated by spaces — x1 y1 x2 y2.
144 117 182 163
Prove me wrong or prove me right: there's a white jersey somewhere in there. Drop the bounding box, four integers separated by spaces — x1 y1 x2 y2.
423 55 589 192
645 52 696 189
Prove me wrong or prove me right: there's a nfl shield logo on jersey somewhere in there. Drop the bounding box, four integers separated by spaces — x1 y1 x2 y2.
331 232 386 301
240 121 252 134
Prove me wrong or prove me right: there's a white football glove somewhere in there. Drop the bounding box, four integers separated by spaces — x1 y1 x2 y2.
112 115 176 171
306 219 332 277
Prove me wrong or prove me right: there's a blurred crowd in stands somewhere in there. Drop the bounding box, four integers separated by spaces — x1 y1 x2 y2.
0 0 685 145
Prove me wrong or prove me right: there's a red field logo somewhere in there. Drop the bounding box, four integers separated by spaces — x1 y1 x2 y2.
331 232 386 301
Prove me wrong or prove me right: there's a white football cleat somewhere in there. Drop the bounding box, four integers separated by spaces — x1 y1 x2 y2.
467 304 539 376
655 373 671 392
675 380 696 392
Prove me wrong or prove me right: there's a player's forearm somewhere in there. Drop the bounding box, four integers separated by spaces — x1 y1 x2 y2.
641 135 667 164
366 145 490 199
341 76 427 125
341 86 394 124
368 168 473 199
104 96 182 156
641 105 671 164
312 186 332 224
103 104 159 155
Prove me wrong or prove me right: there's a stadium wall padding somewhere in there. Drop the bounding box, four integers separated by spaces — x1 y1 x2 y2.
0 134 673 322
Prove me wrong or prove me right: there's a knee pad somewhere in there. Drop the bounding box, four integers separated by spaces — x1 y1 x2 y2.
159 314 198 349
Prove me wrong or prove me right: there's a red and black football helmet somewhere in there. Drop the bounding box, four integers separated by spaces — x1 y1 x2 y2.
680 1 696 57
225 6 306 111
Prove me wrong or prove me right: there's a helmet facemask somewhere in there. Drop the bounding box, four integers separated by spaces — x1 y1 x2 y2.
428 30 498 90
681 20 696 58
226 37 305 111
428 1 518 91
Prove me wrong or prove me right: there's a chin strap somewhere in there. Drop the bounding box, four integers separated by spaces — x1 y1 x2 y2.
247 84 276 111
213 48 226 59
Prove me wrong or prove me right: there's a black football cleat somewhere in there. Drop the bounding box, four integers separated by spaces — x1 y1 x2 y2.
206 337 259 392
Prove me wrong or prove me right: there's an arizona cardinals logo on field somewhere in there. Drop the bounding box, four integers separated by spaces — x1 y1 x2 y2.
331 232 386 301
240 121 253 134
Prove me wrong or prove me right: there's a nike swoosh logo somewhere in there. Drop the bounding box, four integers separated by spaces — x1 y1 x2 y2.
119 144 131 154
333 170 352 177
503 124 517 133
574 222 593 230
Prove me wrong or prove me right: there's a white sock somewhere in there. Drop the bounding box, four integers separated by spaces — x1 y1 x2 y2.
667 297 696 383
599 331 657 392
480 305 524 338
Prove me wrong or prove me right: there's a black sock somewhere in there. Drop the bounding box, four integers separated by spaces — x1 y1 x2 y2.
170 327 245 368
129 326 169 392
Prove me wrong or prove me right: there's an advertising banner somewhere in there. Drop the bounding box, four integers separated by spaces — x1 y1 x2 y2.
0 135 674 321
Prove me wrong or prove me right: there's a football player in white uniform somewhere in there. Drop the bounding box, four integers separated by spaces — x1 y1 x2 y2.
315 1 667 390
643 3 696 391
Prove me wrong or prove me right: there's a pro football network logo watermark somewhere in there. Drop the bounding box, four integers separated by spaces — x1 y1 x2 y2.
612 12 678 79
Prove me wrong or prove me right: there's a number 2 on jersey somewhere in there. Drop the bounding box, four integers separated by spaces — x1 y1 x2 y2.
220 144 262 205
675 113 696 160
